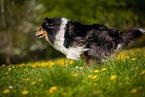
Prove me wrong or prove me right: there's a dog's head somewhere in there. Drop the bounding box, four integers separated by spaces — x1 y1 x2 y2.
35 17 62 44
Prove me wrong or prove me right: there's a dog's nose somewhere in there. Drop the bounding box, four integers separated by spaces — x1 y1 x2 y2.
35 32 38 36
35 30 40 36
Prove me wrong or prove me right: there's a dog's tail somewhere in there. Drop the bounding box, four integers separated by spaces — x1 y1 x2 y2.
118 27 145 47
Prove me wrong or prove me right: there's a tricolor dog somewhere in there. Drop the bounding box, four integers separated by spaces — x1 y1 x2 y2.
35 17 144 66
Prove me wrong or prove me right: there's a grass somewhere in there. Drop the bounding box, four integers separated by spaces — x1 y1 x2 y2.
0 47 145 97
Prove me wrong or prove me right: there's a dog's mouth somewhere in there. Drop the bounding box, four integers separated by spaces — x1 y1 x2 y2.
35 32 44 38
37 34 44 38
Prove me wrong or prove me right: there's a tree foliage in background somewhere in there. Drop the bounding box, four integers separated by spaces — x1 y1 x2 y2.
0 0 47 64
0 0 145 64
40 0 145 29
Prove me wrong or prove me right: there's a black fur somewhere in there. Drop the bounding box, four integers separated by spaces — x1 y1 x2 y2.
64 22 120 60
64 21 144 58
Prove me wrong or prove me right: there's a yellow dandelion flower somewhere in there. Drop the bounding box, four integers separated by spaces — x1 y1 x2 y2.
94 70 99 73
49 89 53 93
62 92 67 96
8 68 12 71
50 62 55 65
31 81 36 85
51 86 57 90
2 64 5 67
102 68 107 71
24 69 27 71
88 75 92 78
116 56 121 60
139 70 145 75
12 66 15 68
49 86 57 93
111 75 117 80
26 78 30 81
32 65 36 68
125 56 130 59
43 65 46 67
22 78 25 81
92 75 97 79
39 79 43 82
3 89 10 94
22 90 29 95
132 58 136 61
70 61 74 64
73 74 77 77
62 64 67 67
131 88 137 93
142 70 145 74
94 83 98 86
42 63 46 66
49 65 53 68
20 63 25 66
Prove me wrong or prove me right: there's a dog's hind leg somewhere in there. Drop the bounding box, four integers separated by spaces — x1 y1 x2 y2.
82 53 94 67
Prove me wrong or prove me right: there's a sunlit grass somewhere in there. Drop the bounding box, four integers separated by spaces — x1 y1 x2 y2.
0 47 145 97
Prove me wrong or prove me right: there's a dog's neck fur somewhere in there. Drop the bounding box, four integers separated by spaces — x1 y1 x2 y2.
53 18 88 60
54 18 69 55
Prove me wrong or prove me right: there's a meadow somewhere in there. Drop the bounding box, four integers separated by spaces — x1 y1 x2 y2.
0 47 145 97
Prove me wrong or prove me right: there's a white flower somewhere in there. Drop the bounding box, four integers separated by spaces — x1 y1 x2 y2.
80 67 84 69
75 66 79 69
8 85 13 89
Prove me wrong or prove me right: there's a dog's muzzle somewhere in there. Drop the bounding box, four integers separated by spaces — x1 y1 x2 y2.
35 32 44 38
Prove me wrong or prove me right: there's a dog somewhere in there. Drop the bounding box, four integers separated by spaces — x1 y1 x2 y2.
35 17 144 66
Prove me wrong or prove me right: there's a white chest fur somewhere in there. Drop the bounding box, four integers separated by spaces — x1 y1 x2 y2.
53 18 88 60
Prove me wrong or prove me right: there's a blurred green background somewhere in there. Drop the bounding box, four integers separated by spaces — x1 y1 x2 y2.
0 0 145 65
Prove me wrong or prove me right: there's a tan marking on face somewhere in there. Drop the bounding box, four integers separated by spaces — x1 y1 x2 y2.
35 30 45 38
36 29 54 47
